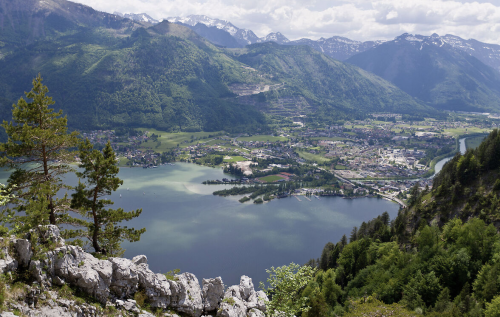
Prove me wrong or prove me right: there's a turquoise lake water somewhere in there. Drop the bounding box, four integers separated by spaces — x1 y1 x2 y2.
0 163 399 285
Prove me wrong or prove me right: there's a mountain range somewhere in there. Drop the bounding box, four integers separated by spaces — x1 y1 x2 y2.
163 14 500 74
0 0 499 133
0 0 434 132
347 34 500 112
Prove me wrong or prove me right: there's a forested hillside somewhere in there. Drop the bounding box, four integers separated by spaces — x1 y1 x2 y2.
0 0 436 132
406 130 500 230
0 23 269 132
302 130 500 316
229 42 435 123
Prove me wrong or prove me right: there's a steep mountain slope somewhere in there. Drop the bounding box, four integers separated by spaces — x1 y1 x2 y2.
288 36 382 61
442 34 500 74
346 34 500 112
228 42 434 121
0 0 143 51
0 22 269 131
404 130 500 231
176 22 242 48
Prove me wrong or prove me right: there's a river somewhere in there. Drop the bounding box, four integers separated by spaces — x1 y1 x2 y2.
0 163 399 285
431 138 467 178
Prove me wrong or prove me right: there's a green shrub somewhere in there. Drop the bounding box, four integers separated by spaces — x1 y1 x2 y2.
134 289 148 308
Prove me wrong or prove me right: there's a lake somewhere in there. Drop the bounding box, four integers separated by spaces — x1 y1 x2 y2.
0 163 399 286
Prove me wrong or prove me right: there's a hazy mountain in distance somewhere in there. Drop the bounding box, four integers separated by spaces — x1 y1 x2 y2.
258 32 290 45
167 15 259 47
287 36 383 61
347 33 500 112
114 12 159 25
440 34 500 74
176 22 242 48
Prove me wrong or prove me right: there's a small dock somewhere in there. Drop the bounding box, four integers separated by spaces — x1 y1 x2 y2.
304 196 311 201
294 195 302 202
314 195 320 200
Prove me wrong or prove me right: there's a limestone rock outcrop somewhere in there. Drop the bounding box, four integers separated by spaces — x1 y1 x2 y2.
0 238 17 274
217 276 268 317
202 277 224 312
1 226 268 317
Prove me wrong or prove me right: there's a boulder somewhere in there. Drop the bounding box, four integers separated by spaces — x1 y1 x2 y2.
132 255 148 265
202 277 224 312
136 264 172 308
219 276 268 316
239 275 254 300
123 299 140 313
109 257 140 298
168 273 203 317
30 245 112 303
0 238 17 274
224 286 242 301
248 308 266 317
35 225 65 245
217 297 247 317
12 238 32 267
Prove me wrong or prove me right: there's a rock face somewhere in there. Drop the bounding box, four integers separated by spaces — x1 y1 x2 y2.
217 276 268 317
202 277 224 312
0 238 17 274
4 225 269 317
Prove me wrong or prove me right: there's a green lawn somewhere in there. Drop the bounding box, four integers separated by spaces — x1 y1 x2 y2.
334 165 347 170
297 151 330 163
237 135 288 142
260 175 285 182
444 127 491 138
117 157 130 167
465 135 487 150
223 156 247 163
134 129 224 151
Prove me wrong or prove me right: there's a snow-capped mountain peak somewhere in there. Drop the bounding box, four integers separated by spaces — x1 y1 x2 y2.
114 12 159 24
258 32 290 44
167 15 239 36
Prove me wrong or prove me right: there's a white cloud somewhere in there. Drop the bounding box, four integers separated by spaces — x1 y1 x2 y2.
71 0 500 44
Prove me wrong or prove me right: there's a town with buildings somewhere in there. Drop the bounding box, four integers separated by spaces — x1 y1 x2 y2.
81 113 497 207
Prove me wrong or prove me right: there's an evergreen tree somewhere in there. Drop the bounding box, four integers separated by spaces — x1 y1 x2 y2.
71 139 145 256
350 226 358 242
0 74 79 233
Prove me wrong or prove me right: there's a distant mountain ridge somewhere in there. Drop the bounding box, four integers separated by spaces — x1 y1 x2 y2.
114 12 159 24
164 15 500 73
167 15 260 47
346 33 500 112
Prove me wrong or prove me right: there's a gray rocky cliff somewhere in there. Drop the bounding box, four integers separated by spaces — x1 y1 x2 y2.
0 226 268 317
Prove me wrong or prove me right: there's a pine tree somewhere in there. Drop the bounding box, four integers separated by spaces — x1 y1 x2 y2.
71 139 145 256
0 74 79 233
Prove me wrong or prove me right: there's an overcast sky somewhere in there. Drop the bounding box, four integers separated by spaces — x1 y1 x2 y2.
71 0 500 44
